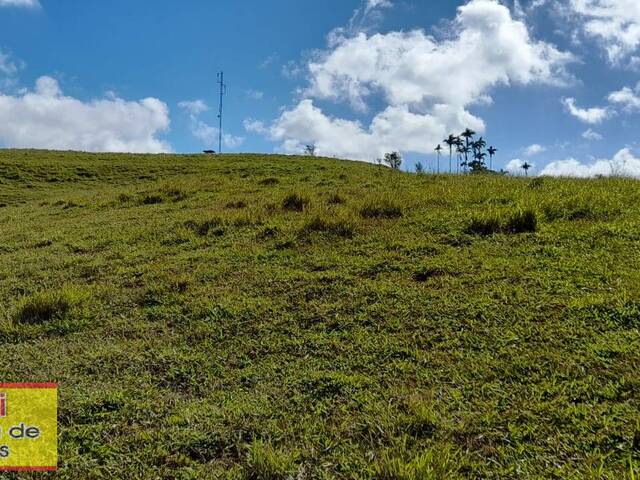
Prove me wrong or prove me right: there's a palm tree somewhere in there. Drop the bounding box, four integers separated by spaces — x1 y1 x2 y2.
460 128 476 171
488 146 497 170
444 134 457 174
522 161 532 176
460 145 471 172
475 137 486 156
435 144 443 174
455 137 464 173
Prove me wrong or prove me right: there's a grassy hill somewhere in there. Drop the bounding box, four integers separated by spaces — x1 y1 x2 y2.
0 149 638 479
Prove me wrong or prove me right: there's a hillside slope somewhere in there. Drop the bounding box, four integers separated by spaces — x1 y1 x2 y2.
0 150 639 479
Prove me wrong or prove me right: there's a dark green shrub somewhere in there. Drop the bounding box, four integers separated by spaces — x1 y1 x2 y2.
282 193 310 212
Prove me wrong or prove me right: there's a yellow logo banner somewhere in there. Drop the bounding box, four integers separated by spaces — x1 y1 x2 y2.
0 383 57 472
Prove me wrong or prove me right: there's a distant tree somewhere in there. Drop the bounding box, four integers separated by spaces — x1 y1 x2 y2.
459 145 471 172
469 151 488 173
434 144 443 174
473 137 487 158
304 144 316 156
376 157 383 169
460 128 476 171
488 146 497 170
444 134 457 174
522 161 532 176
415 161 424 175
455 139 464 174
383 151 402 171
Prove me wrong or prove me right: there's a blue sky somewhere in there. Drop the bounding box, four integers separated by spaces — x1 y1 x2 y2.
1 0 640 177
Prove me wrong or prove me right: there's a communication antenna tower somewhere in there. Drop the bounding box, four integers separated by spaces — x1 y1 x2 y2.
217 71 226 153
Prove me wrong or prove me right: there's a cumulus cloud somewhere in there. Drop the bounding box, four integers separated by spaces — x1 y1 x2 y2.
582 128 603 140
0 51 20 76
524 144 545 156
245 89 264 100
179 99 243 149
540 148 640 178
0 0 39 7
506 158 534 175
243 118 268 135
0 76 171 152
177 99 209 115
561 97 612 124
266 0 574 161
607 83 640 111
569 0 640 64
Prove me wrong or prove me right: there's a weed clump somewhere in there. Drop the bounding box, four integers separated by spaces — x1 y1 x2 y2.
15 290 75 325
185 218 225 236
246 440 299 479
259 177 279 186
413 267 447 282
505 209 538 233
300 214 355 238
226 200 247 209
467 208 537 235
359 198 403 219
160 186 188 202
373 446 459 480
141 195 164 205
466 214 502 236
282 193 310 212
542 197 619 222
327 192 346 205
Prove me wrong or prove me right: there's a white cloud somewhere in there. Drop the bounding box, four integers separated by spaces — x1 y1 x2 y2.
506 158 535 175
266 0 574 161
607 83 640 111
524 143 545 156
191 119 244 149
0 0 39 7
0 51 20 76
365 0 393 13
540 148 640 178
582 128 603 140
178 99 209 115
569 0 640 64
245 89 264 100
180 99 243 149
0 76 171 153
243 118 268 135
561 97 612 124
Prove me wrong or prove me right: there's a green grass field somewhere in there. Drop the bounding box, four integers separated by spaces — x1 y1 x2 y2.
0 149 639 479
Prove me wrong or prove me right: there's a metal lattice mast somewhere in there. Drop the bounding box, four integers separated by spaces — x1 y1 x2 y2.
217 71 226 153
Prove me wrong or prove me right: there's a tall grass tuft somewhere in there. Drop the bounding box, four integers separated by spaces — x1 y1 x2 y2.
505 208 538 233
300 213 356 239
246 440 299 480
359 197 403 219
282 193 310 212
14 288 83 325
467 208 537 235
